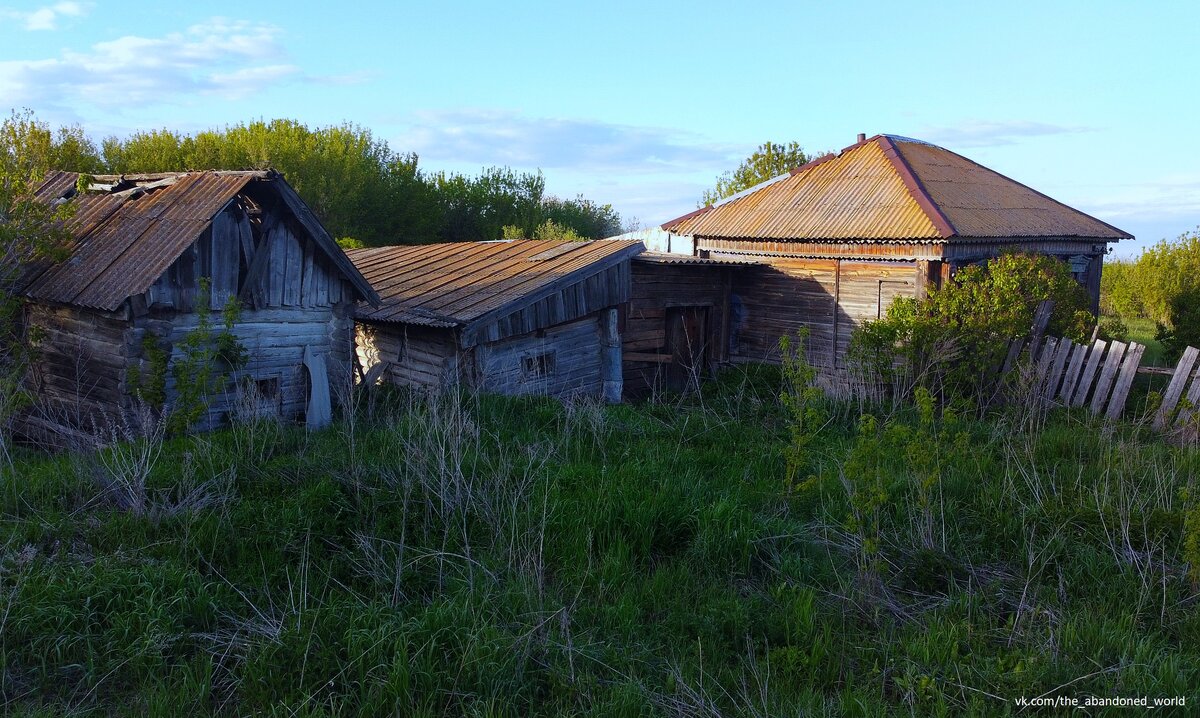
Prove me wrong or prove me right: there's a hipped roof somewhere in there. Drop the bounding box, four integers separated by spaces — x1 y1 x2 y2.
23 170 377 311
663 134 1131 243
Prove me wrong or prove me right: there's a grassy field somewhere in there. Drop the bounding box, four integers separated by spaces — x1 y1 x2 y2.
1121 317 1168 366
1 366 1198 716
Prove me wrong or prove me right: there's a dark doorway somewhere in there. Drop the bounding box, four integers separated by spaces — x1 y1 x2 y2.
665 306 710 391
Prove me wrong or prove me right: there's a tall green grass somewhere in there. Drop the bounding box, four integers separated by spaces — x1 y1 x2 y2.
1 367 1197 715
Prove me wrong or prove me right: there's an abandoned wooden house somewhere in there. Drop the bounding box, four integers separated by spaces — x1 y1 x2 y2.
347 239 643 401
20 170 377 435
660 133 1132 369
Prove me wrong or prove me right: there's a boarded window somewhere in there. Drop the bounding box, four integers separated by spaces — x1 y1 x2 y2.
522 351 557 378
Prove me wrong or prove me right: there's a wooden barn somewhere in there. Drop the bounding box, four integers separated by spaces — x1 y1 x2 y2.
661 133 1133 370
20 170 377 434
348 240 643 402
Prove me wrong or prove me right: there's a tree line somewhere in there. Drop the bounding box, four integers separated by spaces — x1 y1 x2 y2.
1 110 625 247
1101 229 1200 359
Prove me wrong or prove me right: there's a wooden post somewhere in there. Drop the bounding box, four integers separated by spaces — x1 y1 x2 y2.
600 308 622 403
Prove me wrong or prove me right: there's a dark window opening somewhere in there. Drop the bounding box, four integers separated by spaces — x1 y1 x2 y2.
255 377 281 399
522 351 557 378
397 333 408 363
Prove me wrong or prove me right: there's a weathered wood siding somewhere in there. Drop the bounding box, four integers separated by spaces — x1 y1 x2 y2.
464 261 630 347
711 255 918 368
475 315 605 398
130 303 354 431
146 202 353 314
355 322 460 390
623 262 733 397
26 303 132 423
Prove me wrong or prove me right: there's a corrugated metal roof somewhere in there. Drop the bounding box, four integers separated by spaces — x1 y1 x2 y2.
348 239 643 327
633 252 759 266
23 170 377 311
663 135 1131 242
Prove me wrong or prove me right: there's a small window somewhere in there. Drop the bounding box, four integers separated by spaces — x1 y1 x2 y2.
522 351 557 378
255 377 280 399
396 333 408 363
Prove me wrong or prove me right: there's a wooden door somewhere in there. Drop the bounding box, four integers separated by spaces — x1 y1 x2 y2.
666 306 709 391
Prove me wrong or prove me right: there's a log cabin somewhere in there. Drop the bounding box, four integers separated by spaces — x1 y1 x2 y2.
660 133 1133 370
20 170 377 436
348 240 643 401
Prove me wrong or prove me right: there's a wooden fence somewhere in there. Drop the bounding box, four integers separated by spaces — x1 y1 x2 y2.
1002 330 1199 433
1008 334 1145 419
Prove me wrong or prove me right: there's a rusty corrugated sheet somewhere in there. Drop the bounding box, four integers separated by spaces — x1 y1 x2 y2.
633 252 759 266
25 173 253 309
347 240 643 326
891 140 1132 239
664 135 1130 242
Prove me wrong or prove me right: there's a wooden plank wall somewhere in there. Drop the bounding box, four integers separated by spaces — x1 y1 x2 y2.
711 255 918 369
25 303 132 424
355 322 460 390
475 314 604 399
146 203 352 314
623 262 732 397
466 261 630 346
135 304 353 430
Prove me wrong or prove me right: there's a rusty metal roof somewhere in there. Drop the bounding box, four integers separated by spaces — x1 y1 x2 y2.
663 135 1131 242
347 239 643 328
633 252 759 266
23 170 377 311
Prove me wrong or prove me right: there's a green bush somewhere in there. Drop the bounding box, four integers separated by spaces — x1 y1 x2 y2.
1101 229 1200 323
849 252 1092 405
1155 287 1200 361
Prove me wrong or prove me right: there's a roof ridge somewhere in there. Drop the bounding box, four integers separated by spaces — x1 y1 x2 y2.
876 135 958 238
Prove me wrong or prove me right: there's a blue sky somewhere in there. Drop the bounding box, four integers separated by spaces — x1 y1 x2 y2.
2 0 1197 256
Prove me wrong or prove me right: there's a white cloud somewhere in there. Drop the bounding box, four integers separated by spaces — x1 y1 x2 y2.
2 1 90 31
919 120 1090 148
0 18 303 113
394 109 741 175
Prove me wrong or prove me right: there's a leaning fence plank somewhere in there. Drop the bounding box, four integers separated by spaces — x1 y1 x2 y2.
1106 343 1146 420
999 336 1026 378
1090 341 1127 415
1029 300 1054 359
1033 337 1058 397
1173 365 1200 430
1060 341 1088 402
1044 339 1073 399
1072 339 1107 407
1154 346 1200 430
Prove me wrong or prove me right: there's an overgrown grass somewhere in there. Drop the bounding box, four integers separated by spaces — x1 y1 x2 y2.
1 366 1198 716
1123 317 1167 366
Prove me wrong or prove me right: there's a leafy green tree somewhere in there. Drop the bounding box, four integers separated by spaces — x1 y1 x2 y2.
0 110 101 454
1101 229 1200 323
502 219 585 242
700 141 812 206
1156 287 1200 362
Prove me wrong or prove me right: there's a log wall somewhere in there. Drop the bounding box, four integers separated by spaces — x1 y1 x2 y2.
355 322 461 390
709 255 918 368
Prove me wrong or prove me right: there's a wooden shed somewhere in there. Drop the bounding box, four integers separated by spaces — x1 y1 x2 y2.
348 240 643 402
622 253 755 396
661 134 1132 370
20 170 376 434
